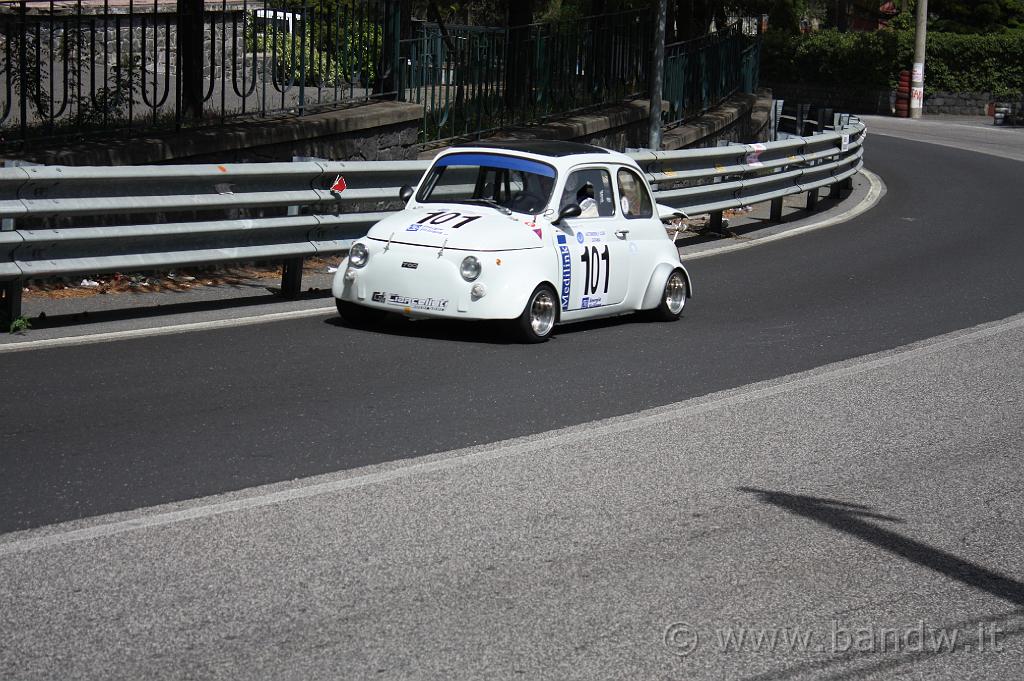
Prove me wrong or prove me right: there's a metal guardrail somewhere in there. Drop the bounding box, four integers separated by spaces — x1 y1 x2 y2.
0 120 865 321
635 120 865 219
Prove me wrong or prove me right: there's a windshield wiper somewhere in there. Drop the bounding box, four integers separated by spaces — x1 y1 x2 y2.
457 198 512 215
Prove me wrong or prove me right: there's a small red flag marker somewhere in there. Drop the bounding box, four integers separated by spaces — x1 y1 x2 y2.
331 175 347 192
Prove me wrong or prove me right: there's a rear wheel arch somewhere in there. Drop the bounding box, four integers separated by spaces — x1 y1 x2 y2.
640 262 692 310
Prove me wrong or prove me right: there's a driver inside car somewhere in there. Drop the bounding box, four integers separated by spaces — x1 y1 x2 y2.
576 182 599 218
510 173 554 213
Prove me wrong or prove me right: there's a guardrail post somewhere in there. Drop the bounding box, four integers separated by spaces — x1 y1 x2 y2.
708 210 724 234
769 196 784 222
796 103 809 136
281 258 303 298
806 188 819 211
1 216 21 324
280 199 306 298
831 177 853 199
1 280 22 325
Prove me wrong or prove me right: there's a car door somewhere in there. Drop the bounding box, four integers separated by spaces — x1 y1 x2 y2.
613 164 663 283
552 167 631 312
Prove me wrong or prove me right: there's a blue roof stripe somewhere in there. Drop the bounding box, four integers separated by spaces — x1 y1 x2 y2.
435 153 556 178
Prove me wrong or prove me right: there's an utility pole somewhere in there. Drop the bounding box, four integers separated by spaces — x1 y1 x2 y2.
910 0 928 119
648 0 668 149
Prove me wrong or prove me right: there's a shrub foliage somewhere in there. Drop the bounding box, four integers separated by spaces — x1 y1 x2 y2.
761 27 1024 98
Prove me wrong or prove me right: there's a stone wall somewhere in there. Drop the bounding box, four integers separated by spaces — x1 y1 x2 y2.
418 100 659 159
9 100 423 165
923 91 990 116
9 84 768 166
419 89 771 158
763 81 1002 117
660 89 771 150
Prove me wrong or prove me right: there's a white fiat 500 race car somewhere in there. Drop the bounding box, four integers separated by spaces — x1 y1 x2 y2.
332 140 692 343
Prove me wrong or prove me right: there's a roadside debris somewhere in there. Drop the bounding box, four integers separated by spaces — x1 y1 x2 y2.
23 256 344 300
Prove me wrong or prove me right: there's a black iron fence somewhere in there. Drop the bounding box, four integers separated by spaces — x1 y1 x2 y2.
0 0 398 142
0 1 759 147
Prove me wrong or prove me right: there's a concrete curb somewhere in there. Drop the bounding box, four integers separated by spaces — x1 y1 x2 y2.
682 169 885 261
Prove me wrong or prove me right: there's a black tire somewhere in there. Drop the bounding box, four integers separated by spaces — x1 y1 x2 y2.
337 299 388 327
648 269 688 322
509 284 558 343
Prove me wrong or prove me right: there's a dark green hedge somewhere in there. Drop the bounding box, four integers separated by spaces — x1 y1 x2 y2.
761 28 1024 98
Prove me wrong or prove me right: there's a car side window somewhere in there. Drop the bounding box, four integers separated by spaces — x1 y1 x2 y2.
616 168 653 219
559 169 615 218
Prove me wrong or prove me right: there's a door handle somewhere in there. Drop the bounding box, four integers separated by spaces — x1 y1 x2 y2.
614 229 629 239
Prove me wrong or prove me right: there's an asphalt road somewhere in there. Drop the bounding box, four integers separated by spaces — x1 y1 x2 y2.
859 114 1024 163
2 129 1024 679
3 135 1022 533
3 315 1022 680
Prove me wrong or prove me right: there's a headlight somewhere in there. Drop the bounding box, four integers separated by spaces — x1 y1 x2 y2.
349 242 369 268
460 255 482 282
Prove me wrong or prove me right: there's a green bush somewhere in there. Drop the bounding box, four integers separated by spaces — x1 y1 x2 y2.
925 31 1024 97
248 22 382 89
761 27 1024 98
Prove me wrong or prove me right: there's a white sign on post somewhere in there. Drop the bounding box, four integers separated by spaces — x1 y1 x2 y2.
911 62 925 111
745 143 766 168
910 87 924 110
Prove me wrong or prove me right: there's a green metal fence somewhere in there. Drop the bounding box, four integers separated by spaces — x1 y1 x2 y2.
399 10 651 143
662 26 760 128
399 12 759 144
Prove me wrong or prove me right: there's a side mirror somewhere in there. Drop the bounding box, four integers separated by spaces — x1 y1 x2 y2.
553 204 581 225
399 185 414 202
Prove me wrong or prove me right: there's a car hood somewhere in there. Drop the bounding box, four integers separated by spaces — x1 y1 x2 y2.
366 205 547 251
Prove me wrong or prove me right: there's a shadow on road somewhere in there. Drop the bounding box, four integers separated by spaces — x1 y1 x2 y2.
21 288 333 331
324 308 650 344
739 488 1024 606
735 488 1024 680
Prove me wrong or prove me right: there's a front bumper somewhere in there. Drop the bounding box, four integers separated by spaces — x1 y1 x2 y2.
332 240 539 320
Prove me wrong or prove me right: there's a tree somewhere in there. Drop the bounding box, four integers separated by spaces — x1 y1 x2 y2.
928 0 1024 32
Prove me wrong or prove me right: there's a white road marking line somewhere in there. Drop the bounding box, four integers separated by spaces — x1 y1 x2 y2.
684 169 885 261
0 306 335 353
3 311 1022 556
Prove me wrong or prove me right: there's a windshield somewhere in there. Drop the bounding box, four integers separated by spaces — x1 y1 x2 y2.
417 153 557 215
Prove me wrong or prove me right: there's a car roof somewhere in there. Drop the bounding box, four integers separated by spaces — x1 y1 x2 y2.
459 140 609 157
441 140 637 170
